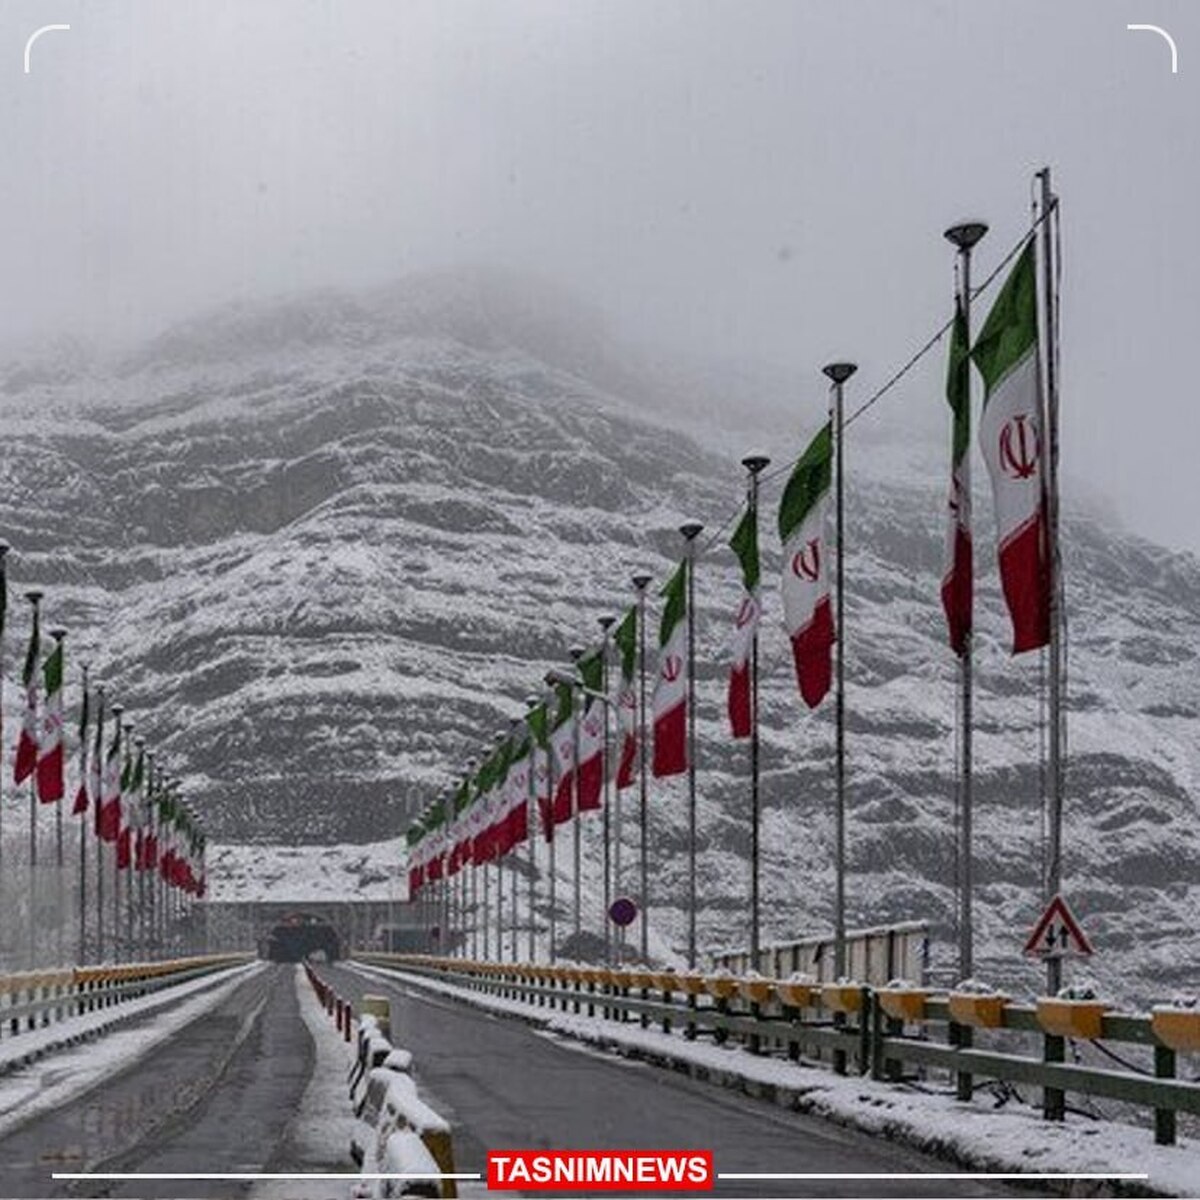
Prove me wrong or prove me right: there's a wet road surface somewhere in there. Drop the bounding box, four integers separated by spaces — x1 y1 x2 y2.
321 962 1035 1199
0 964 311 1199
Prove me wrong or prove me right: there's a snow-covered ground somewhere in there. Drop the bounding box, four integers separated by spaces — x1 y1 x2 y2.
349 962 1200 1198
0 961 264 1140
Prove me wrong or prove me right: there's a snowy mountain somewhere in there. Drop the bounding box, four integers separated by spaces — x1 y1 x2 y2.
1 270 1196 1006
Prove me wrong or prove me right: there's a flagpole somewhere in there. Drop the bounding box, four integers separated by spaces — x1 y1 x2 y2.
741 456 770 970
136 737 147 962
1036 168 1065 1003
95 688 107 962
110 706 124 962
123 720 134 959
524 698 539 962
597 616 615 965
542 685 558 965
822 363 856 987
679 522 704 970
0 543 8 896
48 628 67 965
77 665 89 963
944 222 988 988
25 590 43 969
632 572 651 963
568 646 584 945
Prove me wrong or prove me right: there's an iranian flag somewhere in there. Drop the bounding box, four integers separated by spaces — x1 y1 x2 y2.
447 781 471 875
116 751 133 870
727 505 761 738
89 694 106 835
972 242 1050 653
13 608 40 785
36 637 65 803
548 682 576 827
575 648 604 811
503 735 531 853
652 561 687 777
942 301 973 656
97 722 122 843
613 607 638 790
72 679 90 815
527 701 553 840
406 825 425 898
779 423 835 708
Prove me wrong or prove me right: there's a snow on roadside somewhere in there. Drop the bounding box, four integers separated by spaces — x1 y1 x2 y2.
349 962 1200 1198
247 965 359 1199
0 962 265 1139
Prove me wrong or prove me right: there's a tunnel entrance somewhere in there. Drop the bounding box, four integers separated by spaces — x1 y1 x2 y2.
261 912 342 962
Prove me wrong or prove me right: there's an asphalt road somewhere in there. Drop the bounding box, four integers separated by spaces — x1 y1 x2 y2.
0 964 312 1199
322 962 1034 1200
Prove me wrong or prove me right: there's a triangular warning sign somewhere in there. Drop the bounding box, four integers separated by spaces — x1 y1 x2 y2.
1023 893 1094 958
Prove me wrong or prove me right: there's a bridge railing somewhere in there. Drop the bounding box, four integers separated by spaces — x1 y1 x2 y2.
0 953 253 1050
354 953 1200 1148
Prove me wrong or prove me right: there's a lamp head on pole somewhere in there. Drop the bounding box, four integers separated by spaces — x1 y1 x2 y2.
568 645 585 662
111 702 124 718
0 541 9 559
524 694 541 710
493 730 506 745
944 221 988 251
545 667 578 689
25 589 43 605
822 362 857 385
741 454 771 476
49 626 66 641
631 572 652 592
598 615 615 633
679 520 704 542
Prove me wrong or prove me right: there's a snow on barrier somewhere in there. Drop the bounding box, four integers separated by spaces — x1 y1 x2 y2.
0 953 252 1067
357 954 1200 1150
303 965 456 1198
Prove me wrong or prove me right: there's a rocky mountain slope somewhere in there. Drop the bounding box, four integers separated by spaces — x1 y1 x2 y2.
1 272 1196 1004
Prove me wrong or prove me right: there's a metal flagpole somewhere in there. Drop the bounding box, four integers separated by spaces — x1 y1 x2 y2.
48 628 66 966
0 544 8 895
568 647 584 944
679 522 703 969
632 572 651 963
597 616 615 964
1038 167 1064 993
25 591 43 969
123 721 134 959
944 221 988 989
822 362 856 985
524 698 539 962
77 665 89 964
741 456 770 970
135 737 146 962
1036 168 1067 1124
111 709 124 962
544 693 558 965
95 689 107 961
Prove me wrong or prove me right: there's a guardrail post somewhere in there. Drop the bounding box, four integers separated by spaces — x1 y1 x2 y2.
870 992 885 1081
344 1002 353 1043
1154 1044 1177 1146
782 1004 800 1061
661 986 672 1035
748 1000 762 1056
950 1019 973 1100
857 987 871 1075
1043 1033 1065 1121
685 994 697 1041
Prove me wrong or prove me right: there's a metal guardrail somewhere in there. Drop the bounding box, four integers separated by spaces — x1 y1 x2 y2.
0 954 253 1043
711 921 930 987
355 954 1200 1148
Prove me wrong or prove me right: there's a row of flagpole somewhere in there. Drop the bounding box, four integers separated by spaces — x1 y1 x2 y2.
0 555 209 971
405 170 1064 982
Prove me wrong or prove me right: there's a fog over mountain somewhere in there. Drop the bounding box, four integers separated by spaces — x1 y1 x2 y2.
0 272 1195 1006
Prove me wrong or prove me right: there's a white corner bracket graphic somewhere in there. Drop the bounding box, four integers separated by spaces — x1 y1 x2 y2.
1126 24 1179 74
23 24 71 75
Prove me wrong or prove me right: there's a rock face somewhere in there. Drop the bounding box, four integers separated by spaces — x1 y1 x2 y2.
1 272 1196 1005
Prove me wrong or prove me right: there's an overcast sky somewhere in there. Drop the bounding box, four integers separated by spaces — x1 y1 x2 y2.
3 1 1198 553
